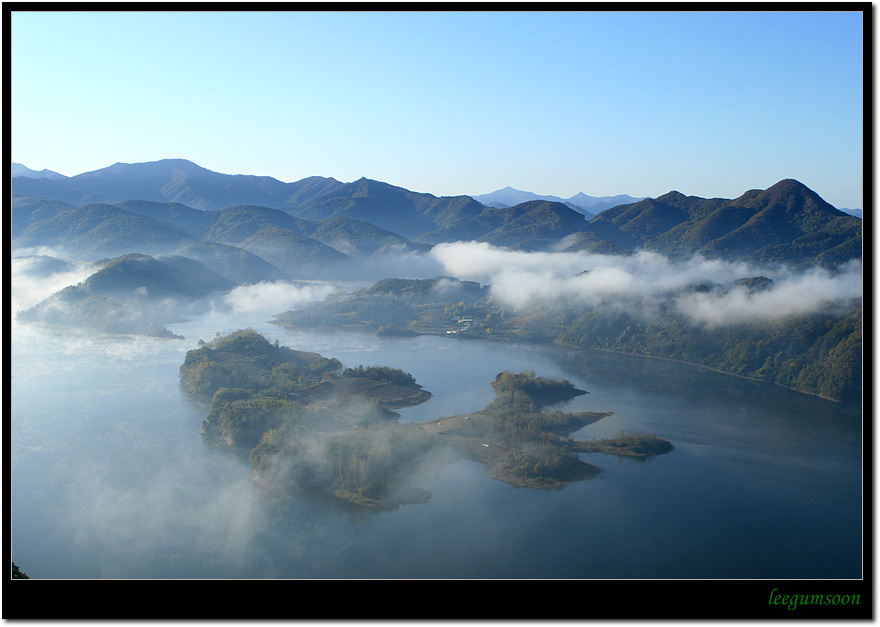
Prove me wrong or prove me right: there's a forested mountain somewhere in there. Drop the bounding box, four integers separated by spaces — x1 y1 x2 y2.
16 253 235 337
11 196 78 239
200 205 315 243
474 200 595 249
553 296 862 403
234 227 352 278
13 203 198 257
410 199 597 249
173 241 291 284
590 179 861 267
75 252 234 299
308 216 431 258
113 199 217 239
285 176 485 240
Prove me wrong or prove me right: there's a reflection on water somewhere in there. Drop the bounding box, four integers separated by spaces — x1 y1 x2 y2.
9 305 862 579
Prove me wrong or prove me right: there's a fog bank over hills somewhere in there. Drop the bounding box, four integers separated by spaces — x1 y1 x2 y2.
9 157 862 402
430 241 862 326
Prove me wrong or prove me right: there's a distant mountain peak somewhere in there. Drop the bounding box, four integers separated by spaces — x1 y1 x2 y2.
657 190 686 200
75 160 168 179
737 179 831 212
93 158 212 174
764 178 814 196
770 177 806 188
473 186 645 217
11 163 67 180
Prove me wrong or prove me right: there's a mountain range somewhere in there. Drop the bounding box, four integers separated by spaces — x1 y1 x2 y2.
11 160 647 218
11 159 861 403
11 159 862 283
471 187 646 220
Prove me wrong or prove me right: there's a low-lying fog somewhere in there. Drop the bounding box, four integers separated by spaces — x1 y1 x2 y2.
13 241 862 331
9 242 863 579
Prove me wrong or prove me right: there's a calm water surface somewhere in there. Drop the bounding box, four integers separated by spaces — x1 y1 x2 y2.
10 301 863 579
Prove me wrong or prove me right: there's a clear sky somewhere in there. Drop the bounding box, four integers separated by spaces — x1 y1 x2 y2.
10 9 865 209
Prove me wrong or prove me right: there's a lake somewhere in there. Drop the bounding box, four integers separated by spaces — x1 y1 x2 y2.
9 293 863 582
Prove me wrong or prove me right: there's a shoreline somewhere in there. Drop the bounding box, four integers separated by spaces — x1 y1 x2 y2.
272 317 849 403
554 341 846 403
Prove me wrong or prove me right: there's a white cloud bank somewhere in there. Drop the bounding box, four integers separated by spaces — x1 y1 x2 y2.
675 261 863 326
10 254 97 314
218 281 340 315
427 242 862 326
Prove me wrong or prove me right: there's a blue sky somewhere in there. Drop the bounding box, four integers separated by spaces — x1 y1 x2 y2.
10 9 865 209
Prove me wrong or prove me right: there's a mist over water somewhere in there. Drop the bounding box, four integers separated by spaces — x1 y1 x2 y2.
429 242 862 325
9 259 862 579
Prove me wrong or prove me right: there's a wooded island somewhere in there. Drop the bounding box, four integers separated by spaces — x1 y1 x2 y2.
180 329 672 508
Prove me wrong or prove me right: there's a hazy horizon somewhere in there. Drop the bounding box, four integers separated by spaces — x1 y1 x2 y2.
10 9 864 210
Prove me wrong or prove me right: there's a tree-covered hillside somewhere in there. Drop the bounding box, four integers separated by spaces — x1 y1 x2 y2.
309 216 430 258
180 328 342 397
14 203 198 257
16 253 236 337
590 179 861 267
235 227 352 278
554 300 863 403
273 273 862 403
